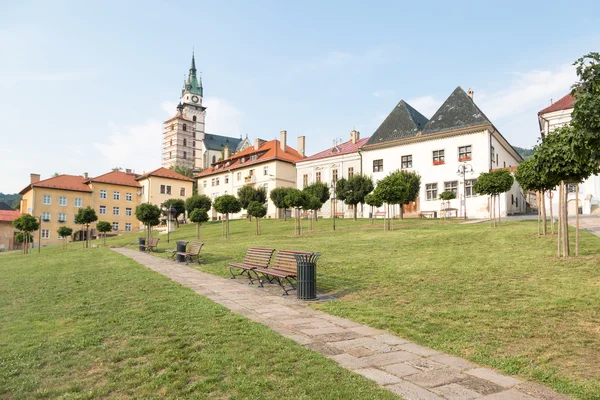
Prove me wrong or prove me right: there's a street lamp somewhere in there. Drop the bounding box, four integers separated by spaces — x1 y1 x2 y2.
457 162 474 219
164 206 177 243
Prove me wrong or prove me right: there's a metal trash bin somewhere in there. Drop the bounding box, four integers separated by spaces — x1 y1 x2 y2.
138 237 146 252
294 253 321 300
176 241 188 262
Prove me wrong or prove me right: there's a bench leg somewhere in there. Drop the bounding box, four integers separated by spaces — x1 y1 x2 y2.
274 276 296 296
229 266 247 279
249 269 261 285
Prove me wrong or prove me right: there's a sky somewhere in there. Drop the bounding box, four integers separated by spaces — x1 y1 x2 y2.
1 0 599 193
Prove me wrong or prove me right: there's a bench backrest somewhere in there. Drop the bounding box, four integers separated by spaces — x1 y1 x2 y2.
188 241 203 254
271 250 313 273
149 238 159 246
243 247 275 267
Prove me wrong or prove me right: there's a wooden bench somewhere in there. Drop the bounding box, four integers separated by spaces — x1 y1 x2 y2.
228 247 275 280
335 212 345 218
374 211 386 218
177 241 203 264
140 238 159 252
253 250 314 296
419 211 437 219
300 212 310 219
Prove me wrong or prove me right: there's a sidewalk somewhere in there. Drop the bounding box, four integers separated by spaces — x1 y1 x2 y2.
112 248 569 400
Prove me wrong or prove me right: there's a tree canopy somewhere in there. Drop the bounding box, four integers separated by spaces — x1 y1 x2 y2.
373 171 409 206
238 185 267 210
213 195 242 239
160 199 186 221
75 206 98 248
335 174 374 219
189 208 209 238
96 221 112 246
135 203 161 240
364 193 383 208
247 201 267 235
185 194 212 215
303 182 330 204
473 170 514 197
438 191 456 201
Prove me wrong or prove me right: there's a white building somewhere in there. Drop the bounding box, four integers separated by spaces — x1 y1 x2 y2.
361 87 524 219
295 130 369 217
538 93 600 215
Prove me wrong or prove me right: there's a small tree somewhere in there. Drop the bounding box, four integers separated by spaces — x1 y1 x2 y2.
185 194 212 215
373 171 409 231
135 203 161 241
364 193 383 225
270 187 293 220
96 221 112 246
515 158 553 235
57 226 73 250
213 195 242 239
438 191 456 219
397 170 421 219
284 189 306 235
247 201 267 235
334 174 373 220
303 182 330 223
473 170 514 227
189 208 209 238
160 199 186 227
304 195 323 230
238 185 267 221
74 206 98 248
12 214 39 254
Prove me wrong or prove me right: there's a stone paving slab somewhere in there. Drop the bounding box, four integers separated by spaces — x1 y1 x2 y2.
112 248 570 400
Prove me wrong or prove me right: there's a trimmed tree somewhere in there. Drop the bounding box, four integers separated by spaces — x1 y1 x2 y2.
247 201 267 235
185 194 212 216
57 226 73 250
74 206 98 248
397 170 421 219
473 170 514 227
135 203 161 242
364 192 383 225
284 189 306 235
12 214 39 254
96 221 112 246
334 174 374 220
237 185 267 221
373 171 409 231
438 191 456 219
515 157 554 235
213 195 242 239
304 194 323 230
270 187 293 220
189 208 209 239
160 198 186 227
302 182 330 223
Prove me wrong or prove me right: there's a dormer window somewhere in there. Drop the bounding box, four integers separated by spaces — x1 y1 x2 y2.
251 154 257 161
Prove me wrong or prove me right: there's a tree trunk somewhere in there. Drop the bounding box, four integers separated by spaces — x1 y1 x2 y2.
489 196 493 227
564 182 570 257
557 184 562 257
536 191 541 236
104 233 106 247
548 190 554 235
197 223 200 239
226 213 230 239
284 208 287 222
541 193 547 235
256 217 259 235
354 205 357 221
400 204 404 220
497 194 501 226
576 183 579 256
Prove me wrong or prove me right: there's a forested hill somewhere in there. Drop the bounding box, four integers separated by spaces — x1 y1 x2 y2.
513 146 534 160
0 193 21 209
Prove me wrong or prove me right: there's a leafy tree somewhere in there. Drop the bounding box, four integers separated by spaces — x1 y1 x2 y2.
189 208 209 239
373 171 410 231
364 193 383 224
213 195 242 239
284 189 307 235
12 214 39 254
170 164 198 194
515 157 555 235
473 170 514 227
270 187 293 220
396 170 421 219
74 206 98 248
303 182 330 223
160 198 186 227
334 174 374 220
185 194 212 215
57 226 73 250
247 201 267 235
95 221 112 246
237 185 267 221
438 191 456 219
135 203 161 241
304 195 323 230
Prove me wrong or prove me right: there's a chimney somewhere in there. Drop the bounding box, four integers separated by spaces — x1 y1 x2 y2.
254 138 260 150
297 136 305 157
125 168 132 174
280 130 287 152
467 88 474 100
30 173 40 184
224 146 231 159
350 129 360 144
83 172 88 180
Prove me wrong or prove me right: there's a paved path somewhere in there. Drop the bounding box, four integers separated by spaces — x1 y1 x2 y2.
113 248 569 400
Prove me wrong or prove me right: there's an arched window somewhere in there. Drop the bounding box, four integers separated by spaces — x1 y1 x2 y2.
183 124 187 131
193 132 196 138
193 140 195 147
183 139 187 146
170 124 174 131
212 155 216 164
193 116 197 122
170 139 172 146
183 151 187 159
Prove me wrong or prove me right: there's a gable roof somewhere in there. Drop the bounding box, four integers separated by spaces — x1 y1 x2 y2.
0 209 20 222
300 137 371 163
365 101 428 146
19 174 92 195
135 167 195 182
196 139 304 178
538 93 575 115
204 133 244 152
85 170 141 187
421 86 492 135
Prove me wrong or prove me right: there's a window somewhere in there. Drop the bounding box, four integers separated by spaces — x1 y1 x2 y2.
193 149 196 157
211 178 215 187
180 187 186 196
444 181 458 195
433 150 445 165
183 151 187 159
183 138 187 146
348 167 354 178
504 161 506 168
332 169 338 182
125 223 132 232
465 179 476 197
183 124 187 131
170 151 172 159
126 192 132 201
41 229 50 239
74 198 82 208
426 183 438 201
303 174 308 188
401 155 412 169
99 205 107 215
58 213 66 222
59 196 67 206
171 124 174 131
263 166 269 176
567 183 576 193
249 169 255 176
100 190 107 199
170 138 173 146
42 195 51 205
160 185 172 194
113 191 120 200
112 222 119 231
251 154 257 161
237 172 241 181
193 140 196 147
459 145 472 160
491 146 495 164
496 154 499 165
193 115 197 122
125 207 132 216
373 159 383 172
216 177 220 186
42 212 51 221
263 183 268 192
316 171 322 183
203 180 207 188
112 207 120 216
224 176 229 184
511 194 514 205
212 155 216 164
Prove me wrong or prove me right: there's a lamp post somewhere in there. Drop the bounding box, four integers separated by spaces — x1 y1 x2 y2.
457 162 474 219
330 180 337 231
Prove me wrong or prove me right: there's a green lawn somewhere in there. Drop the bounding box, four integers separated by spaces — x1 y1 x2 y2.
0 247 396 399
103 217 600 399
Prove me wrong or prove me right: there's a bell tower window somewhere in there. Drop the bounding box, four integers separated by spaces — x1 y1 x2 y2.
183 124 187 131
183 139 187 146
193 116 197 122
170 139 172 146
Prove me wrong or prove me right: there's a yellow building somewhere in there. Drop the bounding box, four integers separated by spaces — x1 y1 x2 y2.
136 167 195 206
0 209 21 251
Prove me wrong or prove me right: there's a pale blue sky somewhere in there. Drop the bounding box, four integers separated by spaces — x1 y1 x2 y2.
1 0 599 193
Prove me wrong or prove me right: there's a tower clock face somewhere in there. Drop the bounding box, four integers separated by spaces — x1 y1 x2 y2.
191 95 199 103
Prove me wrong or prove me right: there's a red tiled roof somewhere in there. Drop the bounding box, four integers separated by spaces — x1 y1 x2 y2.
0 210 20 222
299 137 370 163
86 170 141 187
538 93 575 115
196 139 304 178
136 167 195 182
19 174 93 195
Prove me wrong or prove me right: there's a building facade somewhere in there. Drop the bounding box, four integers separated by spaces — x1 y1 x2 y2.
135 167 195 206
0 209 21 251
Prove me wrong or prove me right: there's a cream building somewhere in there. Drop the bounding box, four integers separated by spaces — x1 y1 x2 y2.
136 167 195 207
196 131 304 219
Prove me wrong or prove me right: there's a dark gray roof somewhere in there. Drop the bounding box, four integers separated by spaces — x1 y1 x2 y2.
365 100 429 146
0 201 13 210
204 133 243 152
422 86 492 135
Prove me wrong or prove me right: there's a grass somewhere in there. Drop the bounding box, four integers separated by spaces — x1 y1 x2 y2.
102 216 600 399
0 246 396 399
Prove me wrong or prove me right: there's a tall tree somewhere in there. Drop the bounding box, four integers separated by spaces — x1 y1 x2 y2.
438 191 456 219
213 195 242 239
335 174 374 220
237 185 267 221
95 221 112 246
270 187 293 221
303 195 323 230
515 158 554 235
189 208 209 239
303 182 330 223
135 203 161 241
12 214 39 254
74 206 98 248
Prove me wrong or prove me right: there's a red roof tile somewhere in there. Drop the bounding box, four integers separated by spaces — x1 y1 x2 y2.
86 170 141 187
136 167 195 182
196 139 304 178
299 137 370 163
538 93 575 115
0 210 21 222
19 175 92 195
